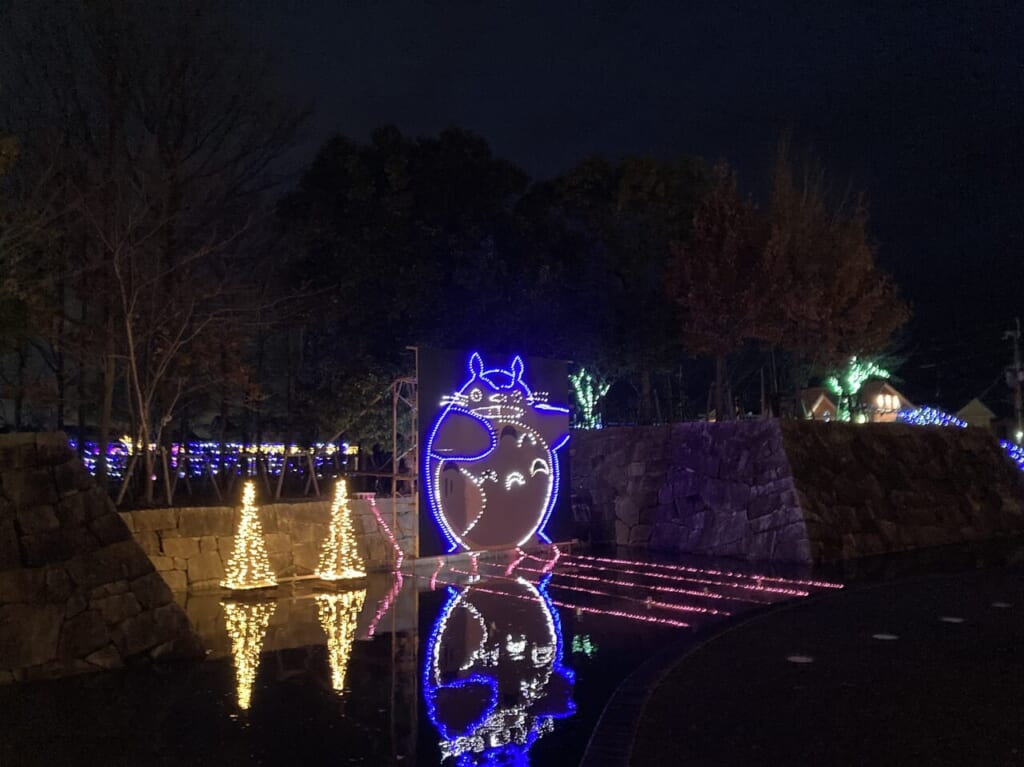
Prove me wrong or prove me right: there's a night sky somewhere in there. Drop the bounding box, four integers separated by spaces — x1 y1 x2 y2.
238 1 1024 406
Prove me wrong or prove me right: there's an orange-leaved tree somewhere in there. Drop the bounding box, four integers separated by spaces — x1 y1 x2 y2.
666 163 785 419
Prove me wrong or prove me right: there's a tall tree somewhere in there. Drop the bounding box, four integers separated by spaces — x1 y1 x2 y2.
551 154 711 423
666 163 781 419
279 126 546 440
1 0 305 499
768 147 909 375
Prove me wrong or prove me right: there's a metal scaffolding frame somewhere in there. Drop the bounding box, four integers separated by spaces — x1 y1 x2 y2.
391 347 419 558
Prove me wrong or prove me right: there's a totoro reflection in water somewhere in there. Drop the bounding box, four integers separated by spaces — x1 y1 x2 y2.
425 576 575 765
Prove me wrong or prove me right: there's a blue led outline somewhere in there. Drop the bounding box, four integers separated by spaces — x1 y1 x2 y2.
536 577 577 690
423 352 570 553
424 585 500 742
425 578 576 764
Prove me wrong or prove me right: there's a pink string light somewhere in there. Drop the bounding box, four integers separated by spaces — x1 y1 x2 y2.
451 563 727 616
488 558 767 606
559 557 811 598
365 498 405 638
415 570 692 630
563 552 843 590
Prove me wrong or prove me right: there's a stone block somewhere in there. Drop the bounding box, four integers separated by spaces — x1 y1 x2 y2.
82 487 115 521
36 434 73 466
44 567 72 602
53 459 95 493
216 537 235 554
264 533 290 554
110 603 192 658
161 536 200 558
614 496 640 526
172 557 187 569
84 644 123 670
186 551 224 585
65 539 154 589
628 524 652 545
0 432 38 469
0 568 47 603
161 570 187 593
199 536 218 553
90 580 129 600
65 591 87 618
91 593 142 625
0 603 62 668
177 507 234 537
268 551 290 576
293 542 320 573
90 512 131 545
132 508 180 532
1 469 58 509
16 504 60 535
614 519 629 546
134 530 161 555
55 492 88 526
57 608 109 659
20 530 75 567
118 512 136 532
0 519 21 570
130 571 172 610
150 556 173 571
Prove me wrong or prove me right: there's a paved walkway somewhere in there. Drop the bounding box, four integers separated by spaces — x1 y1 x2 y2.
615 565 1024 766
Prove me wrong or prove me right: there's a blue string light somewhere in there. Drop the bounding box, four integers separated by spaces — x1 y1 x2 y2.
1001 441 1024 472
896 407 967 428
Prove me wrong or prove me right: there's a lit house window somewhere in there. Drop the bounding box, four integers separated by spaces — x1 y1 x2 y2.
876 393 900 411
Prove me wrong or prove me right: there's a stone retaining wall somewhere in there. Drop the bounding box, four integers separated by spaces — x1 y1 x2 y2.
120 497 415 592
571 420 1024 563
0 433 201 684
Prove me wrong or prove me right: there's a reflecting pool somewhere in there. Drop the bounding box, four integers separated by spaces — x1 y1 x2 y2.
0 546 841 766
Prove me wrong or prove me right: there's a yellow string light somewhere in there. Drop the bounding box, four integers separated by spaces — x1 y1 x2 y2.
316 589 366 691
222 480 277 589
315 479 367 580
222 600 276 710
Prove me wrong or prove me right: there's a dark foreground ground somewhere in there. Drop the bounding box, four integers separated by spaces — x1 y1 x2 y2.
627 562 1024 766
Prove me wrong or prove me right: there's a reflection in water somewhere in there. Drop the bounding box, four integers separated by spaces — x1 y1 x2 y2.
316 590 367 692
222 600 276 710
425 577 575 765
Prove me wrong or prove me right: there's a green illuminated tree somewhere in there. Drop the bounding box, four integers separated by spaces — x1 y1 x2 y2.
824 356 891 421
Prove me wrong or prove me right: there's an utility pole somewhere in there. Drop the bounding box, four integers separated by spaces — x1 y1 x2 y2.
1006 318 1023 444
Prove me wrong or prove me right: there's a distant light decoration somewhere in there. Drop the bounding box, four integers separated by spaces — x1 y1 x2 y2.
67 437 347 480
569 367 610 430
825 356 891 421
222 600 276 710
424 353 570 553
1002 441 1024 472
315 479 367 581
221 481 277 590
897 407 967 428
571 634 598 658
316 589 366 692
424 577 575 765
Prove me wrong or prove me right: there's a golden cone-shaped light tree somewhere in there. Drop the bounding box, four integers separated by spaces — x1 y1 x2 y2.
316 589 366 691
222 481 277 589
316 479 367 580
222 600 276 710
